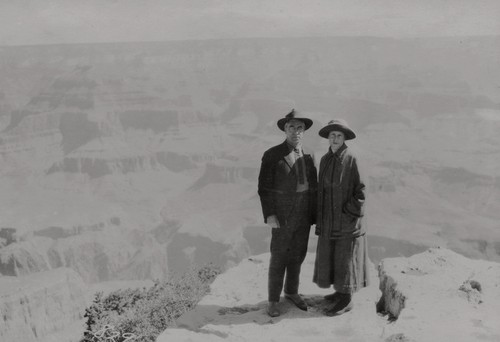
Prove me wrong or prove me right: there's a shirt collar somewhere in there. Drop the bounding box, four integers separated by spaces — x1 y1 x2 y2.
286 141 302 153
328 143 347 159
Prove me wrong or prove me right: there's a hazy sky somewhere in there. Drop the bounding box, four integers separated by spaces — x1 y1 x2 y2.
0 0 499 46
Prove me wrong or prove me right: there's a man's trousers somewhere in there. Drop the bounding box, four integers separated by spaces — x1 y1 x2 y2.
268 192 311 302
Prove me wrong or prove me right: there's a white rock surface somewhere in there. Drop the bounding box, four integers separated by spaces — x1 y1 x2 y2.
378 247 500 342
157 248 500 342
0 267 87 342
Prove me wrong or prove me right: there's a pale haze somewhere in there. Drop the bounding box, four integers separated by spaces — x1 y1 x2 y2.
0 2 499 342
1 0 500 46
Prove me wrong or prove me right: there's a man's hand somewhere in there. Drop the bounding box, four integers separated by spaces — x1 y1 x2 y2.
266 215 280 229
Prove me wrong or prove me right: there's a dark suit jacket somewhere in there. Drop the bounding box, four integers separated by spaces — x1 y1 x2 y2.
258 140 317 226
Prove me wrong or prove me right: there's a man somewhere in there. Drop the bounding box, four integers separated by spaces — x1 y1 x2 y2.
258 109 318 317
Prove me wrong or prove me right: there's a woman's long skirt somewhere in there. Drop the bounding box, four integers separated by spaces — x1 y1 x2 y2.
313 234 370 293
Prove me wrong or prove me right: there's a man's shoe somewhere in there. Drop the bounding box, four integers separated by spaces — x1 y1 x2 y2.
284 293 308 311
325 294 352 316
267 301 280 317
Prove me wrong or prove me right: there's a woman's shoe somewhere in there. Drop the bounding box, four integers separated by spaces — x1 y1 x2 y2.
325 294 352 316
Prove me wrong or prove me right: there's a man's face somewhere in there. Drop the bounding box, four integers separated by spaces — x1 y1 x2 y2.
285 119 306 147
328 130 345 152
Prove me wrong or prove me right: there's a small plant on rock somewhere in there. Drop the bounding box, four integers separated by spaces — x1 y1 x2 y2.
81 263 221 342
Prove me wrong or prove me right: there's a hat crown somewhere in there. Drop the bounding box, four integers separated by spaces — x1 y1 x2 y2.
286 109 298 119
327 118 349 126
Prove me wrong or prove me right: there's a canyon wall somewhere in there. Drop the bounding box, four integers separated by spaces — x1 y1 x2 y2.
0 268 87 342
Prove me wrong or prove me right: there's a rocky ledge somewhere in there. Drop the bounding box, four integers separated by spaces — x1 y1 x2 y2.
157 248 500 342
377 247 500 341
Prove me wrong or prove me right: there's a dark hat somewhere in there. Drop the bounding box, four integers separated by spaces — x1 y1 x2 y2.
277 109 313 131
318 119 356 140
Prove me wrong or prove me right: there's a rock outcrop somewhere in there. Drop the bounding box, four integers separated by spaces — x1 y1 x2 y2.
157 248 500 342
377 247 500 341
46 150 198 178
0 268 87 342
188 162 258 190
0 228 169 283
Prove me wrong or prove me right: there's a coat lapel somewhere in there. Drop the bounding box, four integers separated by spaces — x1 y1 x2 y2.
278 141 296 177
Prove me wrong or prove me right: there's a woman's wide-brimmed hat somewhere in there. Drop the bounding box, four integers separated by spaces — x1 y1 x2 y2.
318 119 356 140
277 109 313 131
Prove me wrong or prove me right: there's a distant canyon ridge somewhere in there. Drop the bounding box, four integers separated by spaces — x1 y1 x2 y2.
0 36 499 287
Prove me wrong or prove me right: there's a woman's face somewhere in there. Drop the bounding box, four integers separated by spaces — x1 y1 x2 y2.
328 130 345 152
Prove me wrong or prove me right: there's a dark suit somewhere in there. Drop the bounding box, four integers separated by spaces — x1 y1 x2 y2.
258 140 317 302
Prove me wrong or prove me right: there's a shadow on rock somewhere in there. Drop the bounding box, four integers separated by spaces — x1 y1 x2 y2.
175 294 339 332
303 294 340 314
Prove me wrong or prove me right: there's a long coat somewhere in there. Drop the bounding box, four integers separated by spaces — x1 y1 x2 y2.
258 140 317 227
313 143 369 290
316 143 366 239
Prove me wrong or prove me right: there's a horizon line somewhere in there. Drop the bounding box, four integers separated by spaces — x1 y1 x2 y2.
1 34 499 49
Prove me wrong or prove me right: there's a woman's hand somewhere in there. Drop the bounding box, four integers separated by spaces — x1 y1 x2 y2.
266 215 280 229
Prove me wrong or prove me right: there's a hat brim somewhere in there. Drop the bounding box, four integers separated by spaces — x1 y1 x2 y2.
318 124 356 140
277 117 313 131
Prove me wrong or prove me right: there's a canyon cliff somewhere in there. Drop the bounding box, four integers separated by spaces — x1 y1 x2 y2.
0 268 87 342
0 37 499 341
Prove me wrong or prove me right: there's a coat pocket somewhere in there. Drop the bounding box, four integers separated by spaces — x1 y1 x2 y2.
340 212 358 232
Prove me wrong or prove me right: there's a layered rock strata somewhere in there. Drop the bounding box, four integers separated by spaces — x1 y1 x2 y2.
0 268 87 342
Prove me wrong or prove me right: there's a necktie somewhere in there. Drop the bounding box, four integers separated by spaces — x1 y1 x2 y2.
294 148 305 184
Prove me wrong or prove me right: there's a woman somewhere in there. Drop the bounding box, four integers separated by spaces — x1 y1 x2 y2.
313 119 369 316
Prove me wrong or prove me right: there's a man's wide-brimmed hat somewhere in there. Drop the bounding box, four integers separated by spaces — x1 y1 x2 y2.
277 109 313 131
318 119 356 140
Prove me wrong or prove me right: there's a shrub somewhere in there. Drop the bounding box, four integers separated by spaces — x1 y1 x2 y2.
81 263 221 342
